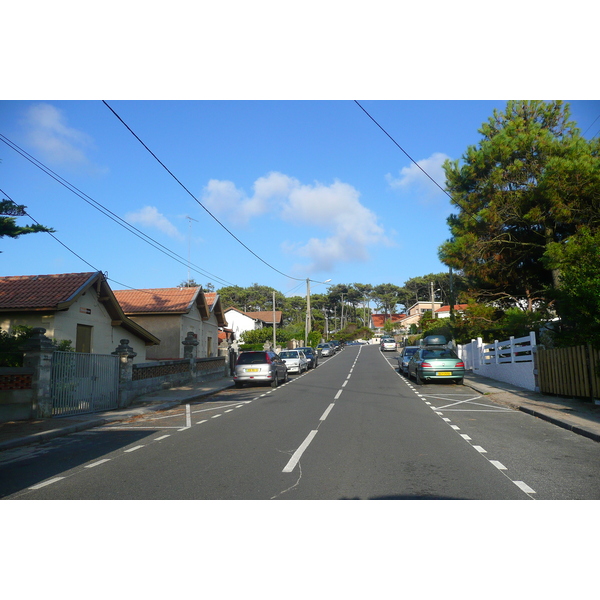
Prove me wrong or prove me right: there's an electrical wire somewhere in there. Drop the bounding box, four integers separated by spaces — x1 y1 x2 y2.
0 188 196 295
581 113 600 137
0 134 234 288
102 100 307 283
354 100 480 222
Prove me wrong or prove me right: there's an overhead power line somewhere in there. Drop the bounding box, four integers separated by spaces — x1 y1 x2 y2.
353 100 479 222
102 100 307 283
0 134 235 288
0 187 201 296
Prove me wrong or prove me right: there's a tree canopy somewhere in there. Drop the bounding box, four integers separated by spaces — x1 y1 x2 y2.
1 200 54 251
439 100 600 311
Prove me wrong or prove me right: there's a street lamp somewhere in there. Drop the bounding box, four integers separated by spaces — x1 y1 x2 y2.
305 278 331 346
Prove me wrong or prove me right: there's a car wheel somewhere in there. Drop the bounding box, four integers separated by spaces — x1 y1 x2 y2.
271 373 279 388
415 370 423 385
284 370 289 383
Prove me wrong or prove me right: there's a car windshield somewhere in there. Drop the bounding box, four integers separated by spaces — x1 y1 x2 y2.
422 349 458 359
280 352 298 359
236 352 267 365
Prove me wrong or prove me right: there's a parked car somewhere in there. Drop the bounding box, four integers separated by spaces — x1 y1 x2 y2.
380 337 397 352
297 346 318 369
233 351 288 388
407 347 465 385
398 346 419 375
330 340 342 352
279 349 308 374
317 342 334 357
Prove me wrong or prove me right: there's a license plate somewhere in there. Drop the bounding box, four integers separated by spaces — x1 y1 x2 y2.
436 371 452 376
245 368 259 373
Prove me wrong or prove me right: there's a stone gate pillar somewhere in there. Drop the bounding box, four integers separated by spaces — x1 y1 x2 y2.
112 339 137 408
21 327 56 418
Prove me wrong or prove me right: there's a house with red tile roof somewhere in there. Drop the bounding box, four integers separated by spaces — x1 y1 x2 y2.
113 287 227 360
370 314 406 330
369 313 409 339
223 307 283 345
435 304 469 319
0 272 159 362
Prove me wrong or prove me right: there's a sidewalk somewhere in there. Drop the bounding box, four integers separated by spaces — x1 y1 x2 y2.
0 376 235 452
463 372 600 443
1 372 600 452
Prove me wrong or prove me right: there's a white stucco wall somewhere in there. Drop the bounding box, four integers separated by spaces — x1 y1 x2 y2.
223 310 258 342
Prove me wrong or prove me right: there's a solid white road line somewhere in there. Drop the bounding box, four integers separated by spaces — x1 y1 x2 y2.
283 430 318 473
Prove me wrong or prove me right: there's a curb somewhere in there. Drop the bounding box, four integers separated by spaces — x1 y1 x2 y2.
463 380 600 443
516 406 600 443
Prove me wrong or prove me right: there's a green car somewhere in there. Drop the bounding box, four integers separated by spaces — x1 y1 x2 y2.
407 347 465 385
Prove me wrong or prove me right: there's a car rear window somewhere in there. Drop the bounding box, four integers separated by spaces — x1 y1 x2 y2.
236 352 268 365
403 348 417 356
280 351 297 359
422 349 458 359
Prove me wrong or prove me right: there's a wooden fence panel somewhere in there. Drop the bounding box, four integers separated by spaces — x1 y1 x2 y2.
537 345 600 400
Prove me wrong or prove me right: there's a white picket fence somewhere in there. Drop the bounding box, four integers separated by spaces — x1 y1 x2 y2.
457 332 537 391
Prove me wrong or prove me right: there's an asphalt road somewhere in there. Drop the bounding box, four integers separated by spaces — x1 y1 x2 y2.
2 344 599 499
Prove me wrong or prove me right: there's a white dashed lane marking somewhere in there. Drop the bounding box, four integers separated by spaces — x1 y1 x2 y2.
384 357 537 498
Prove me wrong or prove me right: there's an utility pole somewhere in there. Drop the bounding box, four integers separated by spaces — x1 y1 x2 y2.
305 278 311 346
449 267 455 323
430 281 435 319
273 291 276 350
185 216 198 285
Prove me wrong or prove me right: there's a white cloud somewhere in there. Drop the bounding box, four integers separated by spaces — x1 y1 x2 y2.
201 171 391 273
386 152 450 202
203 178 267 226
22 103 104 172
125 206 183 240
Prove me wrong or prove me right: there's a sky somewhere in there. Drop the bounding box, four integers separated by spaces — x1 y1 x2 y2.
2 99 598 300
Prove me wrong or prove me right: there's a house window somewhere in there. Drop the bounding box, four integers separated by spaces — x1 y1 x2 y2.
76 324 93 353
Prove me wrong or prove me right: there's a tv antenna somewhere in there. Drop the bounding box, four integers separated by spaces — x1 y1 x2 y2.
185 216 199 285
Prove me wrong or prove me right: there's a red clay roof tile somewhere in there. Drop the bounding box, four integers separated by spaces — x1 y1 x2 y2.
0 272 97 310
113 287 199 314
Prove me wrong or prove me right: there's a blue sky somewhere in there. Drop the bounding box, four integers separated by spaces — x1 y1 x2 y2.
2 99 599 298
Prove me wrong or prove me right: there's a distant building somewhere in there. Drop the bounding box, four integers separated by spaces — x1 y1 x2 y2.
223 307 283 345
435 304 469 319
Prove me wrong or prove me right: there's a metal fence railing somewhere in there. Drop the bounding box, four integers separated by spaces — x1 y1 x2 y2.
51 351 119 417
